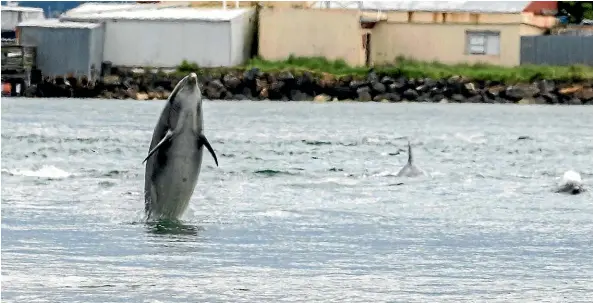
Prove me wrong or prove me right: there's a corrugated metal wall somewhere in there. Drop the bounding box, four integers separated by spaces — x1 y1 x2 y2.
103 19 232 68
19 24 104 79
520 35 593 66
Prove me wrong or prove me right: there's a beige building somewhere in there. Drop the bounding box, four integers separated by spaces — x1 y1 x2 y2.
258 1 559 67
151 1 314 8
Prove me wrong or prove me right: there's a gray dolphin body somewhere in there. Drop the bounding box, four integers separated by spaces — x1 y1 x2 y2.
395 141 425 178
143 73 219 221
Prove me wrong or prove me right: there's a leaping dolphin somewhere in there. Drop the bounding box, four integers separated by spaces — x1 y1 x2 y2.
143 73 219 221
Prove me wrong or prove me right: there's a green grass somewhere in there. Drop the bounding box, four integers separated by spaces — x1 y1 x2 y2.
177 55 593 83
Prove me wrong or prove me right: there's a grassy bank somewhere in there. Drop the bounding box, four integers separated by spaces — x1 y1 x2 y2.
177 55 593 83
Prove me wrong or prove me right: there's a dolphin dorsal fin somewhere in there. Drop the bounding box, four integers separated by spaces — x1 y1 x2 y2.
407 140 413 165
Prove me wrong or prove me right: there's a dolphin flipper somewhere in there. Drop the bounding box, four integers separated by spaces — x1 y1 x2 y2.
143 111 189 164
143 130 174 164
199 134 218 167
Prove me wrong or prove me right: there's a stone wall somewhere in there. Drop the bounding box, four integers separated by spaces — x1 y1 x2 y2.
22 68 593 105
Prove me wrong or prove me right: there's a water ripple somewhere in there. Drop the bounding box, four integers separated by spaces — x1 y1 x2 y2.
2 99 593 303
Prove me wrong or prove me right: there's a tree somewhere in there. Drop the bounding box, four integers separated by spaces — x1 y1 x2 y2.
558 1 593 24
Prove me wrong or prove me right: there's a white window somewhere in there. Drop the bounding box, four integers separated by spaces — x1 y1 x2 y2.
466 31 500 55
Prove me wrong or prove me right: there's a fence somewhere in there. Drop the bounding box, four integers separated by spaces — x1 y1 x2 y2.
1 44 37 74
520 35 593 66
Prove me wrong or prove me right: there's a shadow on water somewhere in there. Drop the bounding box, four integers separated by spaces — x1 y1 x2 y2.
129 219 205 236
146 219 205 236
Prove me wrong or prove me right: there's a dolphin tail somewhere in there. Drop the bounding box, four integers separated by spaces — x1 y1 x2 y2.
199 134 219 167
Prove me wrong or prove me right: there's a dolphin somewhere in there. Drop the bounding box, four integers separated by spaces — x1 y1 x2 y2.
555 170 586 195
143 72 219 221
395 141 425 178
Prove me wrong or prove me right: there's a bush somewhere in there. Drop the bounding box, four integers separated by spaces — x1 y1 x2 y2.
177 55 593 83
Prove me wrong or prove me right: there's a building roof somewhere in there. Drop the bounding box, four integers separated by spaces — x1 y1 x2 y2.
1 5 44 13
17 18 101 29
310 1 532 14
61 6 251 22
62 3 153 17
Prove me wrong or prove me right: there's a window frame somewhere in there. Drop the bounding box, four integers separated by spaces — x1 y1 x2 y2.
465 30 500 56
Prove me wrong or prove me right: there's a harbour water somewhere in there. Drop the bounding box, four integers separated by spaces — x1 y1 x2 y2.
2 98 593 302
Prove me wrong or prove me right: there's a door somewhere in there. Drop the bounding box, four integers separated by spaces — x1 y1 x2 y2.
364 33 371 66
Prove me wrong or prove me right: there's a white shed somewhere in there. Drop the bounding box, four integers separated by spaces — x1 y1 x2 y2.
60 6 257 68
1 5 45 32
61 2 169 17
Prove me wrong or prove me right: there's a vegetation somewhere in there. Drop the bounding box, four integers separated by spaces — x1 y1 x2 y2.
177 55 593 83
558 1 593 24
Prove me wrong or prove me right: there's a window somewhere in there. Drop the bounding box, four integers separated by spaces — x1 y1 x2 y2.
465 31 500 55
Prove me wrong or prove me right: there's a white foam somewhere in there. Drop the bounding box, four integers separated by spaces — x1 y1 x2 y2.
4 165 72 179
256 210 302 219
454 132 487 144
560 170 583 187
374 171 398 177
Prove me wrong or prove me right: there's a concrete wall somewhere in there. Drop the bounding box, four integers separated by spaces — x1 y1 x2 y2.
520 23 546 36
381 11 525 24
103 20 231 68
371 22 545 67
522 12 558 28
258 8 553 67
258 7 365 66
230 7 256 65
184 1 314 8
89 22 105 79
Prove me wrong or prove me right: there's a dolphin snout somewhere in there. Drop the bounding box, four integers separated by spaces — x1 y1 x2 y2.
187 73 198 86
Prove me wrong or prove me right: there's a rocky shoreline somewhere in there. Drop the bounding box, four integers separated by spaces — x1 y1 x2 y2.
19 68 593 105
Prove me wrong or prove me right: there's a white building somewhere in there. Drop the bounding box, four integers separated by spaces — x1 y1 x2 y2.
1 4 45 32
60 4 257 68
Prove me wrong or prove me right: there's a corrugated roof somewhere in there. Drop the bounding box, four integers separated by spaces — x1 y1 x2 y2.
62 3 141 16
1 5 44 13
18 18 101 29
310 1 531 14
62 7 250 22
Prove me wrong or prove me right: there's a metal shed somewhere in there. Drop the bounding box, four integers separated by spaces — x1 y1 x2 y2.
17 19 104 80
60 6 257 68
1 5 45 31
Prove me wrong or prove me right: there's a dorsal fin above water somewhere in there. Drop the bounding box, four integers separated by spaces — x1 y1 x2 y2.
407 140 413 165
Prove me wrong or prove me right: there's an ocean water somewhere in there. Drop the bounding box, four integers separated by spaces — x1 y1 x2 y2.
2 98 593 303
